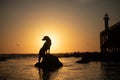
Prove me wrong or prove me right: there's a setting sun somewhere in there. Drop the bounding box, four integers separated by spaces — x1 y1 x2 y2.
1 0 120 80
1 0 119 54
40 31 61 53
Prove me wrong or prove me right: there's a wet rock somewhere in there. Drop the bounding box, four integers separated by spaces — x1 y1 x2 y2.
35 54 63 71
0 57 8 61
76 56 91 63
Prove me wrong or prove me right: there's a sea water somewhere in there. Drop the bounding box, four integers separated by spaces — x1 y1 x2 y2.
0 55 120 80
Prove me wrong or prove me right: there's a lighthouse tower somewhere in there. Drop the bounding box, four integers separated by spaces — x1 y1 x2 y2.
104 13 109 30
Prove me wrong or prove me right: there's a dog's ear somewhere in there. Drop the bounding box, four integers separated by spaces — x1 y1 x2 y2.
42 36 46 41
42 36 51 41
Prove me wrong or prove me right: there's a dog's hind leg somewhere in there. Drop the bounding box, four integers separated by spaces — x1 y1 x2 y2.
38 55 41 63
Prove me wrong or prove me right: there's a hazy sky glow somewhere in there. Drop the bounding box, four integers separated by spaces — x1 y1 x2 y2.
0 0 120 53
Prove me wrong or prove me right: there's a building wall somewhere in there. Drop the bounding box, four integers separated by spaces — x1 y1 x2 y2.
100 22 120 53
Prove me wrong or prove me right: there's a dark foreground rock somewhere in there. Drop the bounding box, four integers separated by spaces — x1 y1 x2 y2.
35 54 63 71
0 57 8 61
76 56 91 63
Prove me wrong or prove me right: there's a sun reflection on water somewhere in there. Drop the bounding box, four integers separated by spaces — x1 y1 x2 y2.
1 56 120 80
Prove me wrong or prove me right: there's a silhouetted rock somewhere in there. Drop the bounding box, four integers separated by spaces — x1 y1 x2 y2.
76 53 120 63
0 57 8 61
35 54 63 71
76 56 91 63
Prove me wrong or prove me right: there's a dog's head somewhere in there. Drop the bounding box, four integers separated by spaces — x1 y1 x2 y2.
42 36 51 41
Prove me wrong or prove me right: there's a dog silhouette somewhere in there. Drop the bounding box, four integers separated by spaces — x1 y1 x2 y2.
38 36 51 62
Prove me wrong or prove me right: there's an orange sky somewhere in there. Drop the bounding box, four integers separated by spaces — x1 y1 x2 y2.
0 0 120 54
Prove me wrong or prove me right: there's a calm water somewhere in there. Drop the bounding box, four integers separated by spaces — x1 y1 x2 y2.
0 55 120 80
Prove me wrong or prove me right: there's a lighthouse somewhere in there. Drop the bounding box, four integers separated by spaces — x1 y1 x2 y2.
104 13 109 30
100 13 120 53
